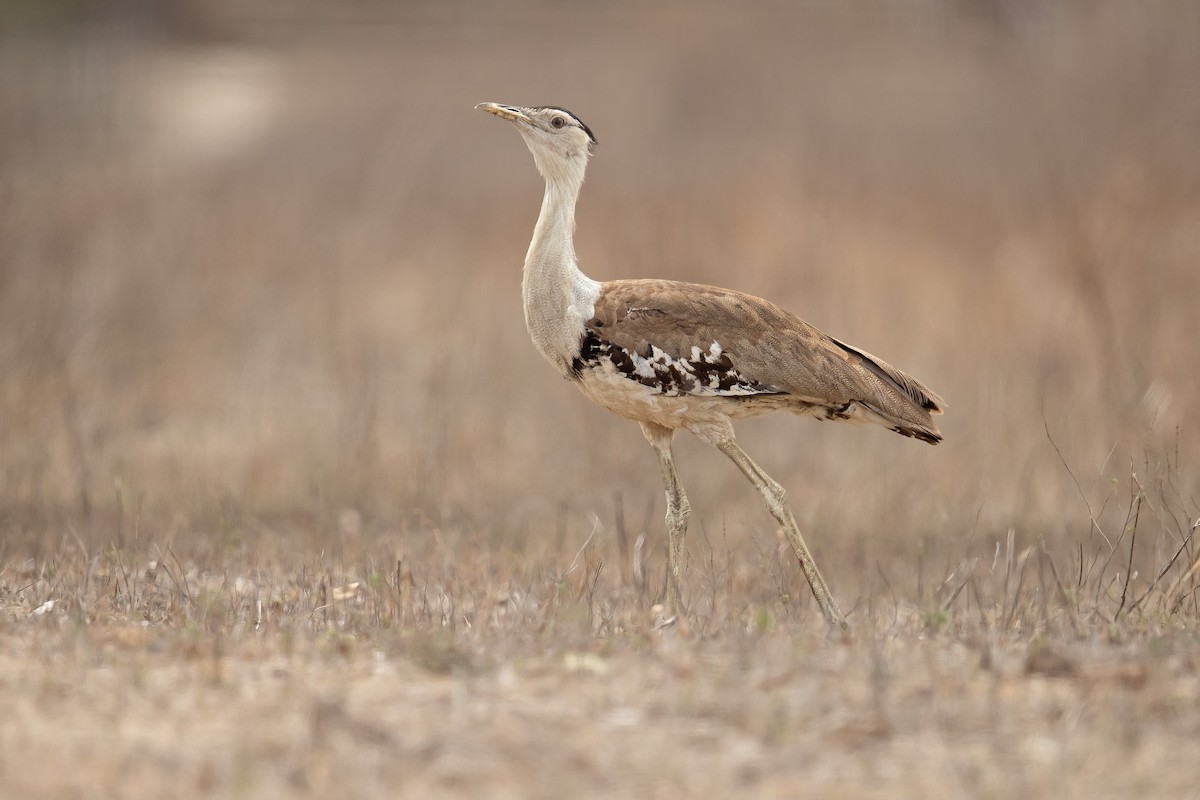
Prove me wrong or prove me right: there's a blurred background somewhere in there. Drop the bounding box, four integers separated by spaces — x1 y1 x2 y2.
2 1 1197 589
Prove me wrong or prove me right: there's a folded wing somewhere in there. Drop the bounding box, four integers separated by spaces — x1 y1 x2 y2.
584 279 945 443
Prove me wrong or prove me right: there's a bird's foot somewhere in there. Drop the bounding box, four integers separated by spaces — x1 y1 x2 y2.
823 606 851 637
651 604 678 631
826 617 852 639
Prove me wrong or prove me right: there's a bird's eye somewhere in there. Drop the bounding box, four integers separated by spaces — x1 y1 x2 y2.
551 116 566 129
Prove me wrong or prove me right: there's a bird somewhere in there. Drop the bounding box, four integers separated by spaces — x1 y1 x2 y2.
477 102 944 630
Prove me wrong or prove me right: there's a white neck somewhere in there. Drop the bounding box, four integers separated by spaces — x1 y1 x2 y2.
522 163 601 376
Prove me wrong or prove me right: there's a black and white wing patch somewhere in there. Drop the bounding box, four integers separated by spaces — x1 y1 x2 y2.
573 330 782 397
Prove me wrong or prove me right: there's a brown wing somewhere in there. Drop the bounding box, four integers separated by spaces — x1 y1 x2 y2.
587 279 945 441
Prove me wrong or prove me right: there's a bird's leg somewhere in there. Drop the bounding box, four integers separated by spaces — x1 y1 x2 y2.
641 422 690 618
715 439 848 630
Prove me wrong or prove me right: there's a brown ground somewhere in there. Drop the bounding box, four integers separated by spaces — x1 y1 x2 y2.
2 3 1199 798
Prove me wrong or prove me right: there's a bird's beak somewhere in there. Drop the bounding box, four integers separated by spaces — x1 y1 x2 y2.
476 102 533 126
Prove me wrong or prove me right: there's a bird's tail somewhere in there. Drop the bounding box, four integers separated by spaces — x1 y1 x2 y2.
827 336 946 445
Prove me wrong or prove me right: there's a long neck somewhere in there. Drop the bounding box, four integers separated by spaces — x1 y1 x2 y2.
522 173 600 375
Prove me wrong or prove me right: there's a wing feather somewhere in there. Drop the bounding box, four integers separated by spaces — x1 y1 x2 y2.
587 279 944 441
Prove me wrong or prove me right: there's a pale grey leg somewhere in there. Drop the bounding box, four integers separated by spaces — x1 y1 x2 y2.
715 438 848 630
641 421 690 617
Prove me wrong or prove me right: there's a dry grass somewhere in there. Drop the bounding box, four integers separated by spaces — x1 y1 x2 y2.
2 2 1200 798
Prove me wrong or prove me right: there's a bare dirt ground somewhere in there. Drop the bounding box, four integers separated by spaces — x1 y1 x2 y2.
2 3 1199 798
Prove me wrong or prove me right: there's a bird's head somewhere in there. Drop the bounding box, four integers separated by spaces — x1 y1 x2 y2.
477 102 597 186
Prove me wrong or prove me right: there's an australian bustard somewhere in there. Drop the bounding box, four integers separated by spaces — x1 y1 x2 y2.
478 102 944 630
